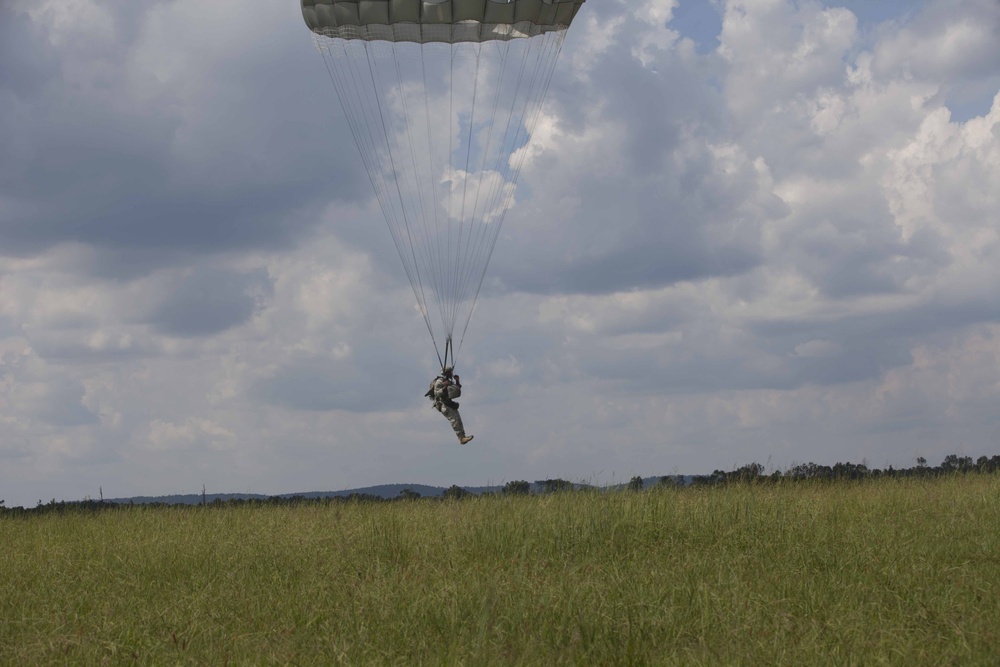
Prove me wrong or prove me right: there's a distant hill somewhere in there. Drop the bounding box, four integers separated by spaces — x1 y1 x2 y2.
106 483 499 505
103 476 694 505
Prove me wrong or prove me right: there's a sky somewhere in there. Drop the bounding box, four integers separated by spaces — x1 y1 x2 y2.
1 0 999 507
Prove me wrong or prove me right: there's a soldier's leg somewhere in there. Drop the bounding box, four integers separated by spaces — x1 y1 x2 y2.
440 404 466 440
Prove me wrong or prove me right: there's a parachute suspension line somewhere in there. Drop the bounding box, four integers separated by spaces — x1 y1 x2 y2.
433 336 445 370
450 42 483 342
453 35 537 359
464 39 513 339
310 20 575 370
318 38 440 349
494 33 565 258
443 63 459 343
445 336 454 370
446 48 455 338
450 35 543 363
501 33 564 232
422 44 447 346
494 33 566 255
474 35 538 267
455 31 568 359
363 42 440 348
331 43 409 284
317 45 385 225
495 34 549 212
319 43 396 267
460 38 510 299
392 46 448 347
458 42 510 360
478 37 532 235
454 36 521 333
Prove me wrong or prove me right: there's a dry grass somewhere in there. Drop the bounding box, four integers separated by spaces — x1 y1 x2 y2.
2 474 999 665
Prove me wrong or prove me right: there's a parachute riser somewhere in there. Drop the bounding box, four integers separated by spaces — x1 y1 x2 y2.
441 336 456 373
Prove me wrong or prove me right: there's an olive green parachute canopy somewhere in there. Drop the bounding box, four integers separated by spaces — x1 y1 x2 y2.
301 0 585 367
301 0 586 43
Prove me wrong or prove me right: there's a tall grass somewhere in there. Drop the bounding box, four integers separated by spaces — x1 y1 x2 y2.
2 475 999 665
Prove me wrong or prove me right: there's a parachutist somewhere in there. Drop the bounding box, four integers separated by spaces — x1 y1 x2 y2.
427 366 473 445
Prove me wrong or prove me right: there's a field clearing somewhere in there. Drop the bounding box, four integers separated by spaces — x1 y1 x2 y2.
2 475 999 665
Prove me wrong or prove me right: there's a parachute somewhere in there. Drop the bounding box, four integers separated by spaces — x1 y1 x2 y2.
301 0 586 368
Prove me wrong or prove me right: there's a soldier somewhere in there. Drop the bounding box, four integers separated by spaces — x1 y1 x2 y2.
426 367 474 444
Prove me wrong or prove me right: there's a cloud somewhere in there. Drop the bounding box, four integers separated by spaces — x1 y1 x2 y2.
872 0 1000 83
145 267 271 337
0 0 363 274
145 417 236 452
18 375 97 428
1 0 1000 507
491 7 776 296
719 0 859 121
250 352 416 414
0 9 58 97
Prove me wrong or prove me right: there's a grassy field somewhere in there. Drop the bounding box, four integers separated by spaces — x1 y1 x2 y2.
2 475 999 665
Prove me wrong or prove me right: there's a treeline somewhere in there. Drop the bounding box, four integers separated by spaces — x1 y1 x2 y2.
0 492 395 518
689 453 1000 487
2 454 998 517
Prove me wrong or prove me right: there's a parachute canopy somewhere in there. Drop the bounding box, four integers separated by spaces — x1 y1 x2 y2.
302 0 585 42
301 0 585 367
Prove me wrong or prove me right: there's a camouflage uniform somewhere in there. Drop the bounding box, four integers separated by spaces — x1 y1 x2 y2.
429 375 469 442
